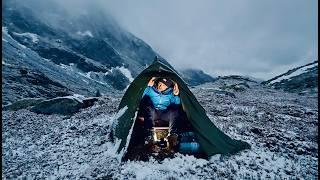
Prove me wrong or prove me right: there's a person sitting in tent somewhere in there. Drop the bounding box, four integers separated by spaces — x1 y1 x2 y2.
139 77 181 150
113 59 250 161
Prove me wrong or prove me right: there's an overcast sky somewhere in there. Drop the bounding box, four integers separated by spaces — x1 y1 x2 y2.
15 0 318 80
99 0 317 80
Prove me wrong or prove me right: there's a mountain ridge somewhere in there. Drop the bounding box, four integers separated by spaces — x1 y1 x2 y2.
262 60 318 94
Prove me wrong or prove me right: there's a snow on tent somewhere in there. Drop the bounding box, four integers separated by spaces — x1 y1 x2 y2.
110 58 250 160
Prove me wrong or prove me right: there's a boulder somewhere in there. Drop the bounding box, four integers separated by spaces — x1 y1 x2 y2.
3 98 45 111
82 97 99 108
4 95 99 115
30 96 83 115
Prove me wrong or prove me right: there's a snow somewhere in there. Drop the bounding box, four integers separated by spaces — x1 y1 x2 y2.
72 94 86 102
269 63 318 84
118 154 209 179
57 63 110 86
2 60 13 66
118 66 134 82
59 63 74 71
105 66 134 82
111 106 128 134
2 83 318 179
85 72 92 79
77 71 109 86
76 30 94 38
12 32 39 43
3 27 27 49
39 94 86 104
42 58 51 62
2 26 8 34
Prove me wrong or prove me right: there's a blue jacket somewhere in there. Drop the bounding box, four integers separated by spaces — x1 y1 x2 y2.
142 86 181 110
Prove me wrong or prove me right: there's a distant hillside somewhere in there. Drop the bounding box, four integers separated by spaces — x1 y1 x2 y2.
179 69 216 86
262 61 318 94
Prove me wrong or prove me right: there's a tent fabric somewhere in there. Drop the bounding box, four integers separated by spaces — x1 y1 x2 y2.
111 59 250 158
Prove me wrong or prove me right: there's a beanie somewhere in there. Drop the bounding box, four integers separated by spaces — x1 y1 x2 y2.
158 78 173 88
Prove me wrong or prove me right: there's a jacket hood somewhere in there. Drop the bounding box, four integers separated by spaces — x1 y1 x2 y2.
152 86 173 95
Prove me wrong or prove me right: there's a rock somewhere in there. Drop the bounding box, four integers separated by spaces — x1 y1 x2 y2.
27 96 99 115
19 69 28 75
82 98 99 108
221 83 250 92
250 127 263 136
296 148 306 155
69 126 77 130
284 169 293 175
30 97 83 115
3 98 45 111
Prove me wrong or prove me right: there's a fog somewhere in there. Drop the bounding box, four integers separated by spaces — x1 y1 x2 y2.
11 0 318 80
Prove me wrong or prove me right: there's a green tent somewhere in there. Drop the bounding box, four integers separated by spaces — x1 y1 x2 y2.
111 58 250 158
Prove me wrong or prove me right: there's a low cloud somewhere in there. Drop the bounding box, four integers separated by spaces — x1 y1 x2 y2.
102 0 318 80
9 0 318 80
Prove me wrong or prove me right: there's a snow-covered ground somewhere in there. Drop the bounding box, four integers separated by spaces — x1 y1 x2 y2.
2 84 318 179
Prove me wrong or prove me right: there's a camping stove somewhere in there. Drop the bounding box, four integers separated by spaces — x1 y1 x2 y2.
153 127 169 149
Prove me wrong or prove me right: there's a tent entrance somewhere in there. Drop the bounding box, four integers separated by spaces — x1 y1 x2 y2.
123 97 206 161
113 59 250 161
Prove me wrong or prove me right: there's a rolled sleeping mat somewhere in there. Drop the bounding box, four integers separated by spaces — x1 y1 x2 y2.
178 131 200 154
179 142 200 154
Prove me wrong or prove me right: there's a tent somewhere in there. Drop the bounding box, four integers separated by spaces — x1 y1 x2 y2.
110 58 250 159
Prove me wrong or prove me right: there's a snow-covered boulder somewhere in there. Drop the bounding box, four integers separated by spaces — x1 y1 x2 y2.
30 97 83 115
2 98 45 111
29 96 98 115
220 82 250 92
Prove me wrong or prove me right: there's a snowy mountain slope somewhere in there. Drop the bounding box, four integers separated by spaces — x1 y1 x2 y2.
2 0 162 105
2 27 119 106
2 1 210 105
2 83 317 179
3 0 158 77
262 61 318 94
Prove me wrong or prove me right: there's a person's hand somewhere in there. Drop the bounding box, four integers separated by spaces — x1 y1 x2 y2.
147 77 156 86
173 82 179 95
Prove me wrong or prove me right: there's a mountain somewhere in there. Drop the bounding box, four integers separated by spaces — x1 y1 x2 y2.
2 1 161 105
2 1 218 106
178 69 216 86
262 61 318 94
